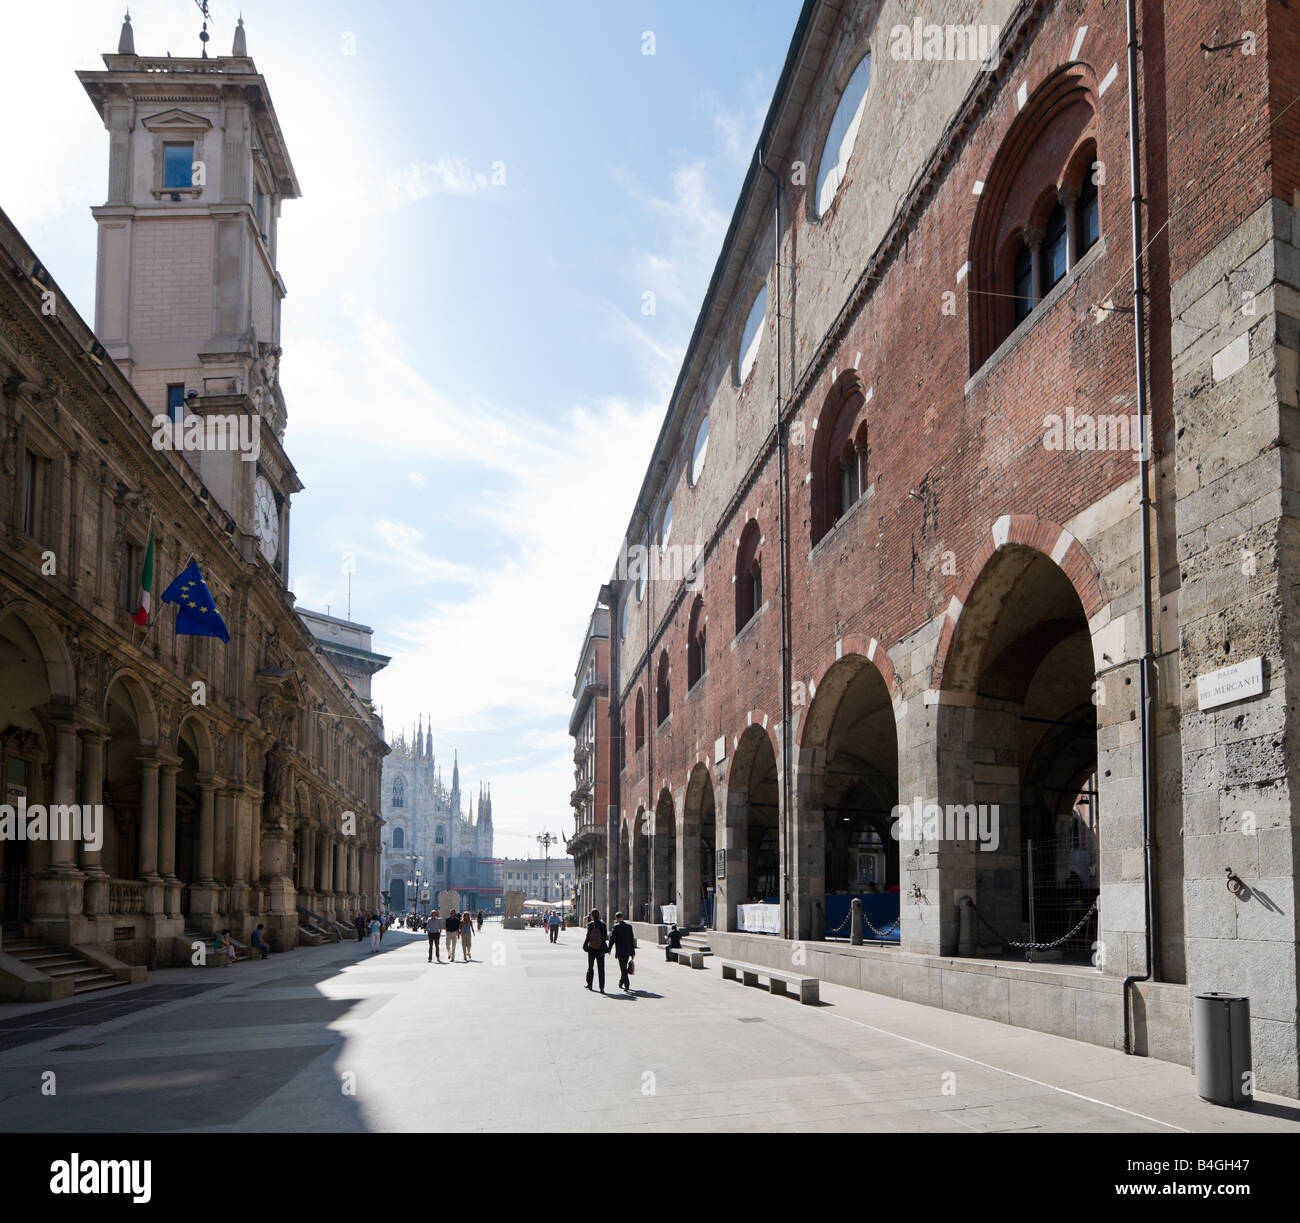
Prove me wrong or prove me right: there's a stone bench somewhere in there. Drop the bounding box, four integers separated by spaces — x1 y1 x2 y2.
668 947 705 968
719 958 819 1005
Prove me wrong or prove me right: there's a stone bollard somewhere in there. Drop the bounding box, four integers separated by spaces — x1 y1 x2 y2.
958 896 976 957
850 896 864 945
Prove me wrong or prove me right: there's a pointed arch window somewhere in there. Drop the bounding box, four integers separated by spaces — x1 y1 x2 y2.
436 825 445 844
634 689 646 753
687 595 706 688
392 775 405 808
736 520 763 631
967 67 1100 369
392 826 405 850
655 651 670 726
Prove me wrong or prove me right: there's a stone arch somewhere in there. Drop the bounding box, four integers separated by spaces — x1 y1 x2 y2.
930 516 1108 692
796 652 899 941
630 804 649 921
721 723 780 933
932 537 1103 961
651 787 676 923
683 762 715 928
103 668 158 748
0 600 76 703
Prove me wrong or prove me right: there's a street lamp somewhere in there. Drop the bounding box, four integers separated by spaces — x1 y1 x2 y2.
537 830 558 905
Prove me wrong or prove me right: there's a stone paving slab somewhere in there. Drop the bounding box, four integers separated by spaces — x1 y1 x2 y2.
0 926 1296 1133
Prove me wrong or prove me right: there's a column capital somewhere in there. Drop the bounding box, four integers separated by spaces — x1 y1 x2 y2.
1057 184 1080 207
197 771 226 791
1022 227 1045 250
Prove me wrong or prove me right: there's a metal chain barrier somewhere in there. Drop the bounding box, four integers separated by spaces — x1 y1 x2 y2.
966 896 1098 951
825 904 901 938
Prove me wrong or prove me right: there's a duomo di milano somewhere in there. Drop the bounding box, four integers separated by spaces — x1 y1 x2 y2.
0 15 395 997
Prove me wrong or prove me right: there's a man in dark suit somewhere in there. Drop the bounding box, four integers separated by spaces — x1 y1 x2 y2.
607 912 636 991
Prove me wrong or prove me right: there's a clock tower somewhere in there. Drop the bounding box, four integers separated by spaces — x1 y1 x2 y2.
79 13 301 582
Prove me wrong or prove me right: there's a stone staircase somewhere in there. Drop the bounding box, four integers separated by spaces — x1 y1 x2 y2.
679 931 714 960
1 936 128 995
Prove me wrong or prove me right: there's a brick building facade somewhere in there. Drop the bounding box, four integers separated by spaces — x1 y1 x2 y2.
583 0 1300 1094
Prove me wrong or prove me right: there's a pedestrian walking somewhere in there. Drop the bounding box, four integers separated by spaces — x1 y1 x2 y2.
428 908 441 963
445 909 461 962
460 912 474 961
548 911 560 943
607 912 636 991
368 914 381 954
583 908 608 993
476 909 484 933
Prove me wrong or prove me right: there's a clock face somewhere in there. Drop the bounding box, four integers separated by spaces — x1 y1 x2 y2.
254 474 280 563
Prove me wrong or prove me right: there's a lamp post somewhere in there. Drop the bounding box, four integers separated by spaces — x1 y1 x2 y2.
537 831 558 905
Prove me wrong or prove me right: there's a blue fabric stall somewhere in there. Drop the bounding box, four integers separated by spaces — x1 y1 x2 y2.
824 893 900 942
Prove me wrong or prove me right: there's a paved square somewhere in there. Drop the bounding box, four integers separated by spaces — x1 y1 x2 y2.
0 927 1297 1133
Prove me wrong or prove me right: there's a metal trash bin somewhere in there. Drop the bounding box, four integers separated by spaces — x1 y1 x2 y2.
1193 992 1253 1106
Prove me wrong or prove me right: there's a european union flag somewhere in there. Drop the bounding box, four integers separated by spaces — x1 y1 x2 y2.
162 562 230 642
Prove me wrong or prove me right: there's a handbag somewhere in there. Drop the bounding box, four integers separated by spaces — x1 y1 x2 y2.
626 958 635 976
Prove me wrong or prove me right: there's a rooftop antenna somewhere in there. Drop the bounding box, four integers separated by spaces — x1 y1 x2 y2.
193 0 212 58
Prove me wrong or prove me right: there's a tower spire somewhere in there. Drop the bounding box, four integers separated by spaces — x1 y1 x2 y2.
117 11 135 55
232 14 248 57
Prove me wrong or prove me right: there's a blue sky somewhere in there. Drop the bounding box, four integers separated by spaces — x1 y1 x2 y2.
4 0 801 857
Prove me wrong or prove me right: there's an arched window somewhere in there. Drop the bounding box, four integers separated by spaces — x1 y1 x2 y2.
687 595 706 688
968 67 1100 369
736 520 763 631
392 775 404 807
392 826 405 850
689 414 709 486
660 500 673 549
634 689 646 752
655 651 670 726
620 595 629 640
1043 201 1068 294
737 285 766 384
810 378 867 545
1076 171 1099 256
436 855 445 872
435 825 445 844
816 52 871 217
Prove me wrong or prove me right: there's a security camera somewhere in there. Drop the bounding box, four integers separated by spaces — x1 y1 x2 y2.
186 389 199 400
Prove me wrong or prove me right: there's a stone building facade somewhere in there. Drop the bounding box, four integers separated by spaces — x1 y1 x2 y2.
567 606 610 919
379 729 496 913
0 17 386 993
585 0 1300 1094
500 857 575 907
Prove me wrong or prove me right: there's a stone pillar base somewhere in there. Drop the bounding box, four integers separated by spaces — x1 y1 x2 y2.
30 869 85 930
188 882 220 933
82 871 110 920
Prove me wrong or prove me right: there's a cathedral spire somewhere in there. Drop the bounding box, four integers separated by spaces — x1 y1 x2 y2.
416 714 423 760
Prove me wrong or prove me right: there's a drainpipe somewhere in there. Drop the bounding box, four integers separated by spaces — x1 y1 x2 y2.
1122 0 1160 1054
757 145 795 942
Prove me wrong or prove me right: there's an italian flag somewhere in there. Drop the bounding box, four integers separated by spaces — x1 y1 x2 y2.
133 522 154 627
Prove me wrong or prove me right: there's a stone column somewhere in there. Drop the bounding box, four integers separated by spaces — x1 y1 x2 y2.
30 717 86 938
189 773 220 933
136 757 161 879
137 755 165 918
79 730 109 920
48 720 81 871
158 758 181 916
1024 228 1045 308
